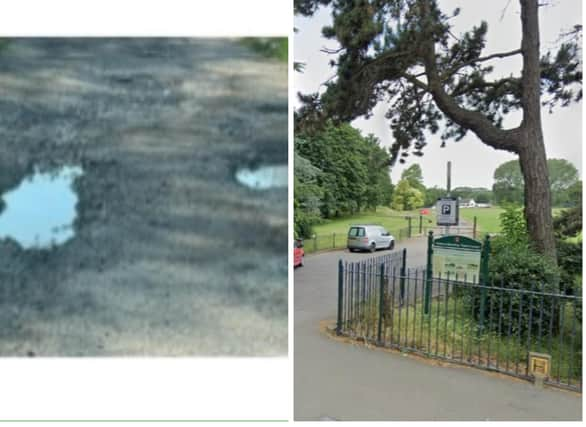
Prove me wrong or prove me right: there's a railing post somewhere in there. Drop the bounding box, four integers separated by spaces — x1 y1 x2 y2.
377 262 385 343
419 215 423 235
337 259 344 335
473 216 477 239
424 231 434 315
478 235 491 333
313 235 317 252
399 248 407 305
407 216 412 238
333 232 336 249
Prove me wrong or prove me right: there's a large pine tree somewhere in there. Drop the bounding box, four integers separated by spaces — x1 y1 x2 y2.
295 0 582 259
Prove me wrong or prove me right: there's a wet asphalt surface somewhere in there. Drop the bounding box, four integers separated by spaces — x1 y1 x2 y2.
0 38 287 356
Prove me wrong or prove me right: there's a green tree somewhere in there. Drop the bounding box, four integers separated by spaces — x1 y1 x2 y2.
566 180 582 207
424 186 446 207
493 159 579 206
295 123 393 218
400 164 425 193
549 159 580 206
451 187 493 204
294 152 324 237
392 179 424 211
295 0 581 259
493 161 525 205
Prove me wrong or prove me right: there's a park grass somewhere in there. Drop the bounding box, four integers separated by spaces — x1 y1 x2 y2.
306 205 577 252
459 207 504 234
346 291 582 388
304 207 429 252
460 206 569 236
314 206 419 234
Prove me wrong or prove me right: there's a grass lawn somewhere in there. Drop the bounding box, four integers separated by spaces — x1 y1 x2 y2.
306 205 575 252
459 207 504 234
460 206 568 236
313 206 421 235
305 207 429 252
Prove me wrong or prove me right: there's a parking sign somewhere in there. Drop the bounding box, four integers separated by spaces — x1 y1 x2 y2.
436 197 458 226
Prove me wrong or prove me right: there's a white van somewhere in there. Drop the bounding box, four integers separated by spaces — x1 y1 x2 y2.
347 224 395 252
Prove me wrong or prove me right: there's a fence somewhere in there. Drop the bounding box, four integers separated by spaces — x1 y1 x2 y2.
304 215 479 254
336 257 582 392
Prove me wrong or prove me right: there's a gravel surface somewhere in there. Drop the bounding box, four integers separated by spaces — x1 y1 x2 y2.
0 38 287 356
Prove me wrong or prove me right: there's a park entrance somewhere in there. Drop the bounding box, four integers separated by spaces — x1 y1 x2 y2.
335 242 582 392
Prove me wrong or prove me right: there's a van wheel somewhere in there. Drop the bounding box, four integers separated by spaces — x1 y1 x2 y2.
389 240 395 250
369 242 376 253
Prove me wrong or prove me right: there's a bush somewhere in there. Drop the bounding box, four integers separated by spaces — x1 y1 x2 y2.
295 215 315 239
467 236 562 338
498 204 528 246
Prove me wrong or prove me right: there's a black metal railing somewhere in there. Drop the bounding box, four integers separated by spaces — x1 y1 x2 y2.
336 259 582 392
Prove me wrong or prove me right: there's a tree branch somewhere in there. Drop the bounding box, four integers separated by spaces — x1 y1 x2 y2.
416 0 520 153
400 72 430 92
442 49 522 81
320 46 344 54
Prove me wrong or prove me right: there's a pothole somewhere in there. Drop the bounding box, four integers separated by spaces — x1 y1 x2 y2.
0 166 83 249
235 164 287 190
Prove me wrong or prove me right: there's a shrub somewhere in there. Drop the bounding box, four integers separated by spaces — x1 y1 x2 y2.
466 243 561 338
498 204 528 246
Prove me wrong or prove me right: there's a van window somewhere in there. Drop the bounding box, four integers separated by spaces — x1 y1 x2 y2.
348 227 365 237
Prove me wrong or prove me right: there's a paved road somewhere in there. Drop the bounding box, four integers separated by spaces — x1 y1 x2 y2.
294 237 582 421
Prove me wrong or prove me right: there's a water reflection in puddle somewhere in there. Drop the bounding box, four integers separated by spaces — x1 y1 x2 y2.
235 165 287 190
0 166 83 249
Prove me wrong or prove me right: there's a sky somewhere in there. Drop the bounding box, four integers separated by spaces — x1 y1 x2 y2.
294 0 583 189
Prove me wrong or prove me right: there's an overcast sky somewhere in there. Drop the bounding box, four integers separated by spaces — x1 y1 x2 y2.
294 0 582 189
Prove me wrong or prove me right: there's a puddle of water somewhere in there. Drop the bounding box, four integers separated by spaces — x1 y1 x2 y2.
0 166 83 249
235 165 288 190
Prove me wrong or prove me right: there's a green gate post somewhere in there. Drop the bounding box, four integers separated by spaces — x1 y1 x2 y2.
313 235 317 252
399 248 407 304
419 215 423 235
473 216 477 239
337 259 344 335
478 235 491 332
407 216 412 238
333 232 336 249
424 231 434 315
377 262 385 343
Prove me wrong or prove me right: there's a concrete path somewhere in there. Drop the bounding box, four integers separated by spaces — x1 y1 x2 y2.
294 238 582 421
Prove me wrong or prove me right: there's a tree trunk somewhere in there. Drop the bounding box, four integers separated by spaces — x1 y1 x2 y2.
518 133 557 259
518 0 557 260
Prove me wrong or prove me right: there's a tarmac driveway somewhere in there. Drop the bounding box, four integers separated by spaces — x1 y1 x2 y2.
294 238 582 421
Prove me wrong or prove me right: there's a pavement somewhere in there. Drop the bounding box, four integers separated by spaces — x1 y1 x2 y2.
294 237 582 421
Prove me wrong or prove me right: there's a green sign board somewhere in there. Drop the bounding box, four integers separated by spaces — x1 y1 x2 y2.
432 235 481 282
